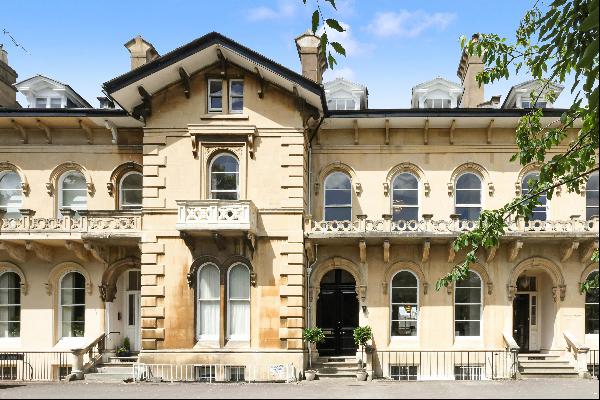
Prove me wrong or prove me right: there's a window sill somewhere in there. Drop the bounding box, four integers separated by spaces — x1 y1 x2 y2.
224 339 250 349
193 340 221 349
200 114 249 120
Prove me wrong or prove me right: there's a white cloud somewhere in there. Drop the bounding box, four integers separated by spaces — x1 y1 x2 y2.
323 66 356 82
247 2 297 22
319 22 373 57
366 10 456 38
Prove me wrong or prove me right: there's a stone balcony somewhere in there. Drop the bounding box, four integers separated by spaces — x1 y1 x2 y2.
176 200 258 236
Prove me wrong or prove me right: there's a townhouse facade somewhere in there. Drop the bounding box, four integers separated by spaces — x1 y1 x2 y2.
0 31 597 382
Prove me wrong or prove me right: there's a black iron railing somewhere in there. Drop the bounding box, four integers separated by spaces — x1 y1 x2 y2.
588 350 599 378
372 350 517 381
0 351 70 381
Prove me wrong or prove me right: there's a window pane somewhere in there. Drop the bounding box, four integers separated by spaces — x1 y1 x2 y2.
587 173 599 191
229 265 249 299
324 207 352 221
393 190 418 206
35 98 47 108
199 300 219 337
456 190 481 205
391 320 417 337
393 207 419 221
61 190 87 208
325 189 351 206
211 173 238 191
213 192 238 200
455 321 480 336
128 270 141 291
210 96 222 110
212 155 239 173
455 207 481 220
122 173 142 189
392 271 417 287
231 97 243 111
392 288 417 303
50 98 62 108
455 288 481 304
456 174 481 189
199 265 220 300
325 173 351 190
230 81 244 96
209 80 222 95
346 99 355 109
121 189 142 206
62 173 86 189
457 272 481 287
393 173 418 189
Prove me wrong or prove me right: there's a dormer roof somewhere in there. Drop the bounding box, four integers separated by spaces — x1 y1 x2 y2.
411 77 463 108
14 74 92 108
502 79 564 109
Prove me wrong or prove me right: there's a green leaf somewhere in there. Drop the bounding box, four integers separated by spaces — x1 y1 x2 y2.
325 0 337 9
325 18 345 32
579 7 599 31
330 41 346 56
311 10 320 34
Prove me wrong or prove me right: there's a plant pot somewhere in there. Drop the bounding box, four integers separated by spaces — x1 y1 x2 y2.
356 369 368 381
305 370 317 381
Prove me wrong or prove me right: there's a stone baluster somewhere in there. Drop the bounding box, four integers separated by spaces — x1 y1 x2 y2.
422 214 433 233
19 209 36 230
356 214 367 232
382 214 392 232
449 213 460 232
60 208 75 230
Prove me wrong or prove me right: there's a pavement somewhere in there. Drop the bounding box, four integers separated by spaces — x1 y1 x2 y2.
0 378 598 399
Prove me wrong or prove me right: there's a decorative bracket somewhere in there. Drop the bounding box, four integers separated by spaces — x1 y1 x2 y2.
485 246 498 263
65 241 89 262
353 119 359 145
83 241 109 264
422 240 431 263
255 67 266 99
508 240 523 262
11 119 27 144
449 119 456 145
383 240 390 263
580 240 599 262
507 285 517 301
423 119 429 145
79 119 94 144
0 241 27 263
486 119 494 144
359 239 366 264
25 241 54 262
104 120 119 144
178 67 191 99
36 119 52 144
424 182 431 197
561 241 579 262
384 119 390 145
383 182 389 196
216 47 228 75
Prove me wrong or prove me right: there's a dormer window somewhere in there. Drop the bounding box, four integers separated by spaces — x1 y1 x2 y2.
521 101 547 109
35 98 47 108
327 98 356 110
424 98 451 108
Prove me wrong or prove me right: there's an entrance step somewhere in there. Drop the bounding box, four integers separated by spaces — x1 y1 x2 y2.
84 354 138 382
517 354 580 379
312 356 360 379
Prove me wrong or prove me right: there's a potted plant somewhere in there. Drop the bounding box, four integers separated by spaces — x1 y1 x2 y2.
302 327 325 381
353 326 372 381
116 337 131 359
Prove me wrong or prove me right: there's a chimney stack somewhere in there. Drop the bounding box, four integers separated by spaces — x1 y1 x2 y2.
294 30 326 84
457 34 484 108
124 36 159 70
0 45 19 108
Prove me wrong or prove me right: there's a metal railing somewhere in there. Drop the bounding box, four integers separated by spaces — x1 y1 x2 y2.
0 351 70 381
133 363 297 383
588 350 599 378
371 350 517 381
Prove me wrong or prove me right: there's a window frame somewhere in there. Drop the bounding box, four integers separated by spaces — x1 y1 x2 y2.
226 262 251 342
58 271 86 340
207 79 224 113
585 270 599 335
391 172 420 222
586 171 599 220
390 270 419 338
454 172 483 221
323 171 353 222
0 171 23 217
209 153 240 200
196 262 221 342
118 171 143 210
454 271 483 338
521 171 549 221
0 271 21 339
424 98 452 109
228 79 244 114
57 170 87 216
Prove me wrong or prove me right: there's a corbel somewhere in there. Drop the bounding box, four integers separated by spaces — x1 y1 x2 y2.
46 182 54 196
180 231 195 252
422 240 431 263
552 285 566 302
10 119 27 144
507 285 517 301
106 182 114 197
137 85 152 118
36 119 52 144
65 241 89 262
486 119 494 144
255 67 266 99
245 232 256 258
355 182 362 195
449 119 456 145
250 272 257 287
304 240 315 263
560 240 579 262
359 239 366 264
383 182 389 196
447 242 456 263
508 240 523 262
423 182 431 197
104 120 119 144
79 119 94 144
485 246 498 263
313 182 320 195
488 182 495 197
423 119 429 145
447 182 453 197
383 240 390 263
384 119 390 145
423 282 429 295
353 119 359 145
487 282 494 296
178 66 191 99
579 240 599 262
514 181 521 196
0 241 27 263
191 134 199 159
247 131 256 159
25 241 54 262
44 283 53 296
216 47 228 75
83 241 109 264
212 232 226 251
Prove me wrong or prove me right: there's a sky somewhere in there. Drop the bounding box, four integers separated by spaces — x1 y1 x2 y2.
1 0 575 109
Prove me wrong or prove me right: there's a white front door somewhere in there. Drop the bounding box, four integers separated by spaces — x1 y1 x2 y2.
529 293 540 351
123 270 141 352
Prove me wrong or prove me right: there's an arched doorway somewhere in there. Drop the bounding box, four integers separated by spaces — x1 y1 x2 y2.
316 269 359 356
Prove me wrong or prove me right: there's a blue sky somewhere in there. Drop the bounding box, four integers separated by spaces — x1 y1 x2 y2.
1 0 574 108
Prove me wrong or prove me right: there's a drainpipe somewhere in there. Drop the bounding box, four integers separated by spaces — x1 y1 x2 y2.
306 244 318 329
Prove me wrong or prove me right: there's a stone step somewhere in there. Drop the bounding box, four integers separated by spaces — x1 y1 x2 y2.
316 372 357 379
519 368 579 375
521 372 579 379
316 366 359 374
84 373 133 382
519 361 572 368
94 366 133 374
314 361 359 368
518 354 561 361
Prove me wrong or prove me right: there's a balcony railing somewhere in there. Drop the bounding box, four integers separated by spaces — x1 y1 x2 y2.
0 209 142 237
176 200 257 234
307 214 599 238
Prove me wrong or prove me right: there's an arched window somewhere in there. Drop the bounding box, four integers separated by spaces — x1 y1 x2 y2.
227 263 250 341
392 173 419 221
522 172 547 221
210 153 239 200
60 272 85 338
197 263 220 341
0 272 20 338
455 173 482 220
390 271 418 337
0 171 22 218
324 172 352 221
58 171 87 216
119 171 143 210
454 271 482 337
585 271 599 335
586 172 599 220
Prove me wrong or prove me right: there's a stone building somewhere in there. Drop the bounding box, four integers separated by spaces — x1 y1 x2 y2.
0 31 597 382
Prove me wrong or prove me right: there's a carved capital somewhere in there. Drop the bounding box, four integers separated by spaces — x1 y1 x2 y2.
65 241 89 261
98 283 117 303
507 285 517 301
359 240 367 264
508 240 523 262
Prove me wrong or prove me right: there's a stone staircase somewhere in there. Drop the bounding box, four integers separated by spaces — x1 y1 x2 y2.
84 354 138 382
518 353 579 379
313 356 359 379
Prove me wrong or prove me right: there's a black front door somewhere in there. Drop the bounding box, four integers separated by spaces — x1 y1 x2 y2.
513 294 530 351
316 269 359 356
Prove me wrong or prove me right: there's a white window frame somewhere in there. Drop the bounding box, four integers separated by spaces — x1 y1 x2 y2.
209 153 240 200
521 172 549 221
57 171 87 216
119 171 143 210
226 263 250 342
0 271 21 339
208 79 223 113
228 79 244 114
454 271 483 338
35 97 48 108
424 98 452 109
454 172 483 221
391 172 420 222
58 271 86 340
0 171 23 216
586 172 599 220
49 97 63 108
585 271 599 336
196 263 221 342
390 270 419 339
323 172 353 222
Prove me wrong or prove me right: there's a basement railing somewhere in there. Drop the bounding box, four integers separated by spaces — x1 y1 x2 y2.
0 351 70 381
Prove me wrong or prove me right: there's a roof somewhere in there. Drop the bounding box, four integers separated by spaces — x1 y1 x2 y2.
326 107 567 118
502 79 565 109
103 31 326 112
324 77 367 91
412 76 462 91
14 74 93 108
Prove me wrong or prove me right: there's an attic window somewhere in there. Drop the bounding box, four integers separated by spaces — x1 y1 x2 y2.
521 100 547 108
50 98 62 108
35 98 47 108
424 98 451 108
328 98 356 110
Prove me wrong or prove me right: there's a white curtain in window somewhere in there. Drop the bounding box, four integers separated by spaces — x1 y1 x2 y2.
197 264 220 340
0 172 23 218
228 264 250 340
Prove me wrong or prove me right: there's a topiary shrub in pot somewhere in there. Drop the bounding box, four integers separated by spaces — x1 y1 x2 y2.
353 326 372 381
302 327 325 381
